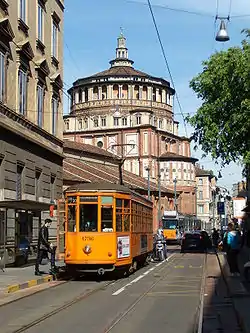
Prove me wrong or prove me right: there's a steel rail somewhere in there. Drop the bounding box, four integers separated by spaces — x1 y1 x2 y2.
103 252 205 332
9 246 180 333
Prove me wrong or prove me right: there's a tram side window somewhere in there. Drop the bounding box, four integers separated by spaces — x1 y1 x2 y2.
79 204 98 232
123 199 130 232
116 199 122 232
101 206 113 232
68 205 76 232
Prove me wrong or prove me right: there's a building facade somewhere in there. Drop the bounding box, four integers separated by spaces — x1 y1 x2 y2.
0 0 64 264
62 140 176 234
195 166 219 232
63 33 198 216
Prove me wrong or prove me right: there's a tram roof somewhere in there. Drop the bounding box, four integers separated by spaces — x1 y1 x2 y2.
65 182 132 194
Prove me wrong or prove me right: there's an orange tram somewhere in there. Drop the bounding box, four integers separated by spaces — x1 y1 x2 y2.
64 183 153 276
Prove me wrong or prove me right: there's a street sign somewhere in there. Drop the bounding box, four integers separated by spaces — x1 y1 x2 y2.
217 202 225 215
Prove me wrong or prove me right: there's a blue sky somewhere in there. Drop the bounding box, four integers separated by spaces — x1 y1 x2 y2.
63 0 249 191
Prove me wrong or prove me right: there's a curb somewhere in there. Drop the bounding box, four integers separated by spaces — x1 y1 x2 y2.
216 252 248 333
6 275 54 294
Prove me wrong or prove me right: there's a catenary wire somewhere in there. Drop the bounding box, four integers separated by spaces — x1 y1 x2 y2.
127 0 250 18
146 0 188 136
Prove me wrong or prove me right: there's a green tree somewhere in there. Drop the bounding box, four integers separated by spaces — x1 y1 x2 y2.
187 31 250 194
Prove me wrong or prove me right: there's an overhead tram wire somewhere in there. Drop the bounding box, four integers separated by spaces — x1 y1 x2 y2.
146 0 188 137
128 0 250 18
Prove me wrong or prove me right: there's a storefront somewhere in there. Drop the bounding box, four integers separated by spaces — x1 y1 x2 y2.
0 200 52 268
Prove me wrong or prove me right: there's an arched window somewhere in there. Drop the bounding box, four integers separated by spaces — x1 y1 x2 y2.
93 86 98 100
134 85 139 99
113 84 119 99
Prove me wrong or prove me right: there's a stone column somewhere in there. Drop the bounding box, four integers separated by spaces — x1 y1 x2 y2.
81 90 85 102
98 86 102 100
139 86 143 99
162 90 166 104
156 88 159 102
75 91 79 104
119 85 122 99
89 87 93 101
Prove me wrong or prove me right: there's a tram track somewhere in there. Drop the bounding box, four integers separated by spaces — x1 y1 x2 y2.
8 250 180 333
103 252 207 333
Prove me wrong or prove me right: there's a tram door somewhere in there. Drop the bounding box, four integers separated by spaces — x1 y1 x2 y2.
57 199 66 259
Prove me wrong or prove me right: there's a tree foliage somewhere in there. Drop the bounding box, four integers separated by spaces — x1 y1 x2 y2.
187 31 250 167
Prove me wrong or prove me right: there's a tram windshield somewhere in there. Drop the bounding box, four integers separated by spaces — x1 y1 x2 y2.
79 204 98 232
162 219 178 230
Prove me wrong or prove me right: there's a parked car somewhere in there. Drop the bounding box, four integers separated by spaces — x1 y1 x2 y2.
181 231 211 253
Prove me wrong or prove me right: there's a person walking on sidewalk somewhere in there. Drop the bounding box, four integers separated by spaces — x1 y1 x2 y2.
221 222 241 276
35 218 57 276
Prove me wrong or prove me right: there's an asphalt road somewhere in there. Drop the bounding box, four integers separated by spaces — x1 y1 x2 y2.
0 248 206 333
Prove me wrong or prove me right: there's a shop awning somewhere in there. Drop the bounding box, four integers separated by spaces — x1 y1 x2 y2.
0 200 53 211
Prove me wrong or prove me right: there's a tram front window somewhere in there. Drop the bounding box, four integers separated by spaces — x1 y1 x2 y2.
79 204 98 232
68 205 76 232
101 206 113 232
162 219 178 230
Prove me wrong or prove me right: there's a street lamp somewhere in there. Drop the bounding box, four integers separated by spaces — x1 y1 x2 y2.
215 16 230 42
145 166 150 200
158 168 164 225
109 143 136 185
173 177 177 211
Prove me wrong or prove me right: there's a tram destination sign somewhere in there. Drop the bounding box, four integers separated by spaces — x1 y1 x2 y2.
80 196 98 202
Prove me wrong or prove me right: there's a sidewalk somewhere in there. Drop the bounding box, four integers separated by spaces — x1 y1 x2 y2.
203 253 243 333
0 260 64 296
217 249 250 333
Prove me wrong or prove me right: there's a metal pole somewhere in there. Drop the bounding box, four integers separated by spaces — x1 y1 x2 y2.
147 168 150 200
174 178 177 211
158 174 161 226
212 192 215 229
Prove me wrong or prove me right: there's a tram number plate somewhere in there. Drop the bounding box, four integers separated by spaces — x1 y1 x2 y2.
82 236 94 241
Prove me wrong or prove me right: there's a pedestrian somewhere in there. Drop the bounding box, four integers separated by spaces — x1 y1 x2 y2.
35 218 57 276
220 222 241 276
212 228 219 248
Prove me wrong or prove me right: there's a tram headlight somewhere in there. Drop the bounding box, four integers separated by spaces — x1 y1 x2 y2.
83 245 92 254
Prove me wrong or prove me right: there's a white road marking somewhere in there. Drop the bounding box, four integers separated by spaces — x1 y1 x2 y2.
112 253 174 296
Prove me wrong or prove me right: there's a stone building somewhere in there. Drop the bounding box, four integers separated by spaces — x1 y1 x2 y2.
63 32 198 216
0 0 64 264
62 140 177 234
195 166 219 231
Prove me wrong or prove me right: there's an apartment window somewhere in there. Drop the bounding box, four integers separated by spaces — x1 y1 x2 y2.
37 84 44 127
18 69 27 115
101 117 106 127
114 117 119 126
199 178 203 185
52 21 58 59
199 191 203 200
64 120 69 130
198 204 204 214
93 118 99 127
16 164 24 200
159 119 163 129
78 119 82 130
35 169 41 201
19 0 26 23
52 97 58 135
122 117 127 126
38 2 44 42
136 114 141 125
50 175 55 202
0 52 5 102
